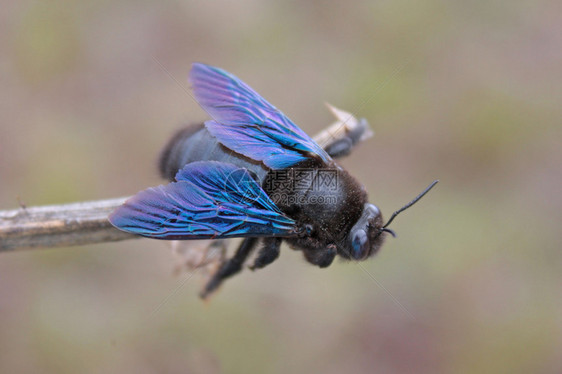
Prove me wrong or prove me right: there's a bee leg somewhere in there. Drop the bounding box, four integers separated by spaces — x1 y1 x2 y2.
324 121 368 159
325 138 353 158
249 238 282 270
200 237 258 299
303 244 337 268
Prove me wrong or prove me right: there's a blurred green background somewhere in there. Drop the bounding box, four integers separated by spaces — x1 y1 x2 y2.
1 1 561 373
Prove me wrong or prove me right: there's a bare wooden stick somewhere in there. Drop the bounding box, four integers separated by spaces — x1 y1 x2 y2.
0 198 137 251
0 107 371 252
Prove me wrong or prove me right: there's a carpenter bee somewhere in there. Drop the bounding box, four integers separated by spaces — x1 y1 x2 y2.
109 63 437 298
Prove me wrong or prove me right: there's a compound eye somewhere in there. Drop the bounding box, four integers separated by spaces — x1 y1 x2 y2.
351 229 369 260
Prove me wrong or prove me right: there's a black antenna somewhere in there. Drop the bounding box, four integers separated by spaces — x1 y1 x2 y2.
383 180 439 229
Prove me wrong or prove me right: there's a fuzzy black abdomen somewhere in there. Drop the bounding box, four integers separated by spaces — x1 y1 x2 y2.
158 123 269 182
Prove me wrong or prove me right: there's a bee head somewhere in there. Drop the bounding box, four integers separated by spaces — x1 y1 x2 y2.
343 180 439 261
343 204 393 261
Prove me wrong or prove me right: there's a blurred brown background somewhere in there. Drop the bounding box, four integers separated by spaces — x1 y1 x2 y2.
1 1 561 373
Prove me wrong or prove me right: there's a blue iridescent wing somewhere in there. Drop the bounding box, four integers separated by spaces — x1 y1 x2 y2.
189 63 332 169
109 161 298 239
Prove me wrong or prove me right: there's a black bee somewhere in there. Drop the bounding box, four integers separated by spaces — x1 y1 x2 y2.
109 63 437 297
